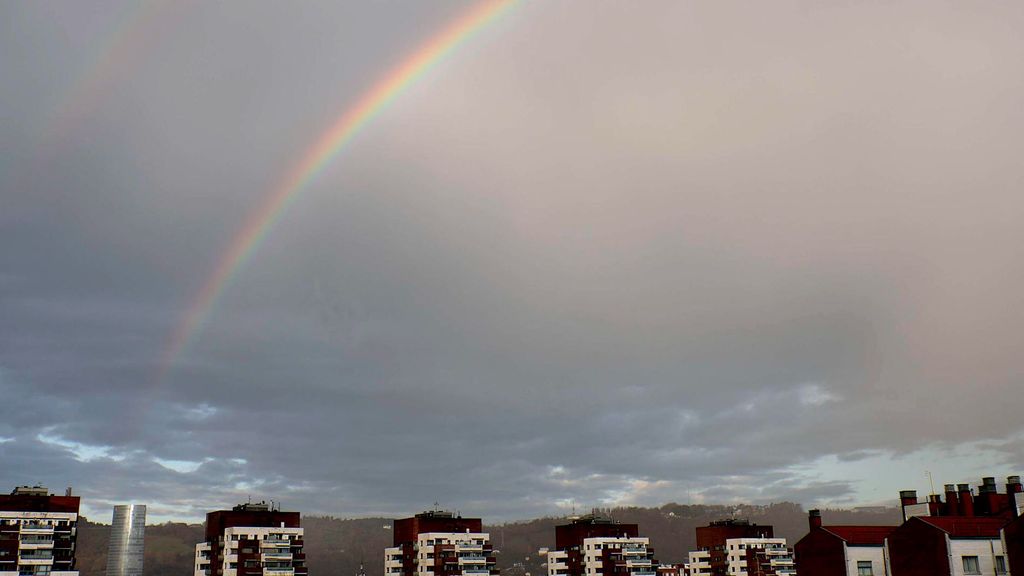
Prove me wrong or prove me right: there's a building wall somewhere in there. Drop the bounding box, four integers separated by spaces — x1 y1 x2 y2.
1004 516 1024 576
794 529 846 576
584 536 655 576
106 504 146 576
844 545 887 576
887 519 951 576
947 538 1006 576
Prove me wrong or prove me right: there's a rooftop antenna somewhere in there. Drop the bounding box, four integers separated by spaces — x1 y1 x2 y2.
926 471 935 496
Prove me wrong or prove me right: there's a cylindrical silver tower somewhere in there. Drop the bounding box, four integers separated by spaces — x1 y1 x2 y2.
106 504 146 576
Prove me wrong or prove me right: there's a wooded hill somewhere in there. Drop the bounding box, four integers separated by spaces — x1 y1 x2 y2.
75 503 900 576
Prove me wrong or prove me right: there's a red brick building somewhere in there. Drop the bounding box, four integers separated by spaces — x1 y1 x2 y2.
546 515 657 576
0 485 81 576
687 520 793 575
887 516 1008 576
385 510 497 576
193 502 306 576
794 510 894 576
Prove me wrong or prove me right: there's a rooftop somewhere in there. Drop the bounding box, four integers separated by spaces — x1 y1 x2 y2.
915 516 1007 538
821 526 896 546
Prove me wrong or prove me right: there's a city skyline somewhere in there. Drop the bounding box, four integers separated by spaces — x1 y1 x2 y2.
2 1 1024 524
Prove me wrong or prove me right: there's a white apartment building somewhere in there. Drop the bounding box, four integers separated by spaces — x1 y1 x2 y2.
687 538 795 576
194 503 305 576
386 532 494 576
0 486 80 576
195 526 303 576
386 511 496 576
547 537 656 576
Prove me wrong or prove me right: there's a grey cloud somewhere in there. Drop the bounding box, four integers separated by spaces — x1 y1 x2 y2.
3 0 1024 522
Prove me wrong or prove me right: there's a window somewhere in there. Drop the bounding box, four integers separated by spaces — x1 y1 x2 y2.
962 556 980 575
856 561 873 576
996 555 1007 575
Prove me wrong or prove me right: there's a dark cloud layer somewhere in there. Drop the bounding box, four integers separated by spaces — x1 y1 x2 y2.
2 0 1024 521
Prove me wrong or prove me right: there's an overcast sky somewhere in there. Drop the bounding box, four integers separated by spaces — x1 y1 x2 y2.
2 0 1024 524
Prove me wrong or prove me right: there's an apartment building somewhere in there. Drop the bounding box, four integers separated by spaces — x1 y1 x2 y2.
686 520 794 576
0 486 80 576
546 515 657 576
385 510 497 576
794 510 894 576
194 502 306 576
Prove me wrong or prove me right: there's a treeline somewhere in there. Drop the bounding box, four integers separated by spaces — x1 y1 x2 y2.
75 502 900 576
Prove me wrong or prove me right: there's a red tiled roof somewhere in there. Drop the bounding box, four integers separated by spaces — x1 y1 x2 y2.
821 526 896 545
915 516 1008 538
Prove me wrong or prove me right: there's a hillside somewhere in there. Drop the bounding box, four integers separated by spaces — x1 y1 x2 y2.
74 503 900 576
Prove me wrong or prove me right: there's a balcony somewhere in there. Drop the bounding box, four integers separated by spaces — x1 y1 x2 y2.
18 558 54 566
459 556 487 564
18 527 54 536
262 553 293 562
263 569 295 576
456 545 484 552
19 541 54 550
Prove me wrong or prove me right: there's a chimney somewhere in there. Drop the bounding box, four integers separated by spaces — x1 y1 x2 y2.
1007 476 1022 494
980 477 997 494
928 494 942 516
944 484 959 516
958 484 974 516
1010 476 1024 518
808 509 822 530
900 490 918 507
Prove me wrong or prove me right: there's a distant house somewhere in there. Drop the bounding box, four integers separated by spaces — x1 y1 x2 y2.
794 510 894 576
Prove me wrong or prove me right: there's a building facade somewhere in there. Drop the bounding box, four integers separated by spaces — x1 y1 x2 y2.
795 476 1021 576
546 515 657 576
385 510 498 576
0 486 80 576
794 510 894 576
1002 511 1024 576
194 502 306 576
686 520 794 576
106 504 146 576
887 516 1008 576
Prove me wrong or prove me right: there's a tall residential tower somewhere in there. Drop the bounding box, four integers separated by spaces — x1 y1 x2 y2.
385 510 498 576
194 502 306 576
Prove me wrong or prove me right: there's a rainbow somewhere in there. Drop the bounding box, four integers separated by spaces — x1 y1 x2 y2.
41 0 184 152
156 0 518 383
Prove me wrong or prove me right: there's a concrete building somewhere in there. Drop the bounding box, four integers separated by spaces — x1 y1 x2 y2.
887 516 1008 576
106 504 146 576
686 520 794 576
0 486 80 576
546 515 657 576
385 510 497 576
794 510 895 576
194 502 306 576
